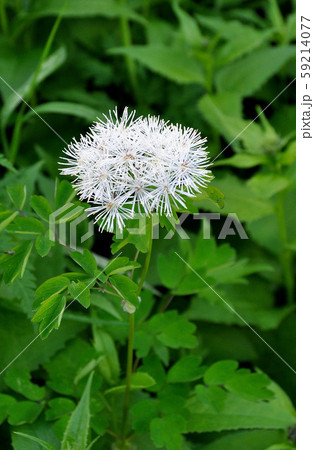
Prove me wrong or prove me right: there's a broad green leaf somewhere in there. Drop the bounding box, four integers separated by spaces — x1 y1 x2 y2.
7 184 26 209
34 276 70 309
92 327 120 385
201 430 287 450
186 393 295 432
0 210 19 232
105 256 140 276
5 367 45 401
55 180 76 210
24 102 100 126
0 241 33 284
61 372 93 450
68 281 91 308
0 394 16 425
226 372 273 401
105 372 156 395
215 46 295 97
32 294 66 339
109 46 206 85
131 399 159 434
30 195 53 222
139 354 167 393
173 1 203 47
157 252 185 289
1 47 67 128
109 274 139 307
7 217 45 236
247 174 291 198
70 249 97 276
8 401 44 426
194 173 273 222
13 433 55 450
36 232 52 257
150 414 186 450
45 398 76 421
168 355 206 383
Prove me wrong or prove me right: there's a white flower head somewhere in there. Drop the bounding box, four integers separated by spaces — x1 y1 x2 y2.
60 107 212 232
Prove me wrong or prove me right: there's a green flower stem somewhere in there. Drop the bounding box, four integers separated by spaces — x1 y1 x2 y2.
120 216 153 448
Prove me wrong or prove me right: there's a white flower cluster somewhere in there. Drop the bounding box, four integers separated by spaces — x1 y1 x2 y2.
60 107 211 232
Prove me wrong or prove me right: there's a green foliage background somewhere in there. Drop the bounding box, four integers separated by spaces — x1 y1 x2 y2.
0 0 296 449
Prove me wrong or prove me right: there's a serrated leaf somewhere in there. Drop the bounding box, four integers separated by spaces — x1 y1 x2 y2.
61 372 93 450
70 249 97 276
204 360 239 385
68 281 90 308
36 231 52 257
149 311 197 349
5 367 45 401
195 384 227 412
150 414 186 450
30 195 53 222
168 356 206 383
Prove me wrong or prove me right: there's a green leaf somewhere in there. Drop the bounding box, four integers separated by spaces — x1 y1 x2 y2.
70 249 97 276
131 399 159 434
5 367 45 401
61 372 93 450
226 372 273 401
0 153 16 172
105 256 141 276
92 327 120 385
13 433 55 450
7 217 45 236
214 154 267 168
0 394 16 425
30 195 53 222
29 0 145 23
149 311 197 349
109 46 205 85
204 360 239 385
173 0 203 47
168 356 206 383
150 414 186 450
215 46 295 97
7 184 26 209
195 385 227 412
0 210 19 232
109 274 139 307
8 401 44 426
1 47 67 128
157 252 185 289
186 393 295 432
34 276 70 309
32 294 66 339
24 102 100 126
45 398 76 421
55 180 76 210
36 232 52 257
105 372 156 395
0 241 33 284
68 281 91 308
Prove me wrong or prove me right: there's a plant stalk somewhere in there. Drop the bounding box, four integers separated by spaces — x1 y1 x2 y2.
120 216 153 448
